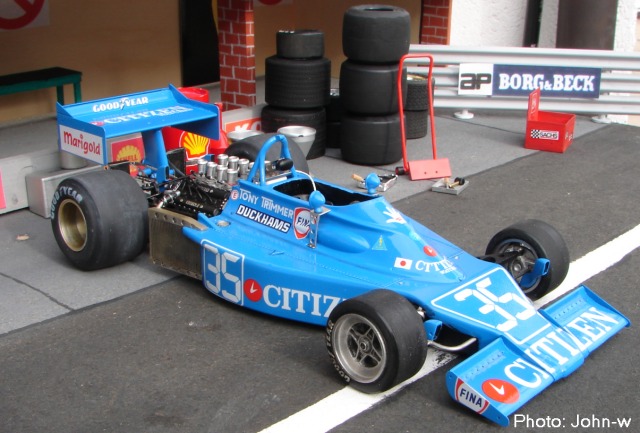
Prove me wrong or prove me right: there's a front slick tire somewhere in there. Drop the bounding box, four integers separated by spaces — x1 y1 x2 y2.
326 289 427 393
486 219 570 299
51 169 149 271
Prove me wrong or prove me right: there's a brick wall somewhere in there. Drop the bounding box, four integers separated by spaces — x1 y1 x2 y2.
216 1 449 109
420 0 451 45
217 0 256 110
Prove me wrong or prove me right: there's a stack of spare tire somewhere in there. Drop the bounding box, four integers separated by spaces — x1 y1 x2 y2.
262 29 331 160
339 5 410 166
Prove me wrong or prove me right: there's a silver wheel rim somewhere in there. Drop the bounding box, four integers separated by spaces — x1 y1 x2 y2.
494 238 540 294
333 313 387 384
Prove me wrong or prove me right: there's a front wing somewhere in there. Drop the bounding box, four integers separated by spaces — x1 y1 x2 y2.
446 285 630 426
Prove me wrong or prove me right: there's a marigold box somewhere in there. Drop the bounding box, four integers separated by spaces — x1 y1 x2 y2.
525 88 575 153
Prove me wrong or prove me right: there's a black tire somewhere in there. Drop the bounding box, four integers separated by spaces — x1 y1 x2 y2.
225 132 310 173
405 110 428 139
326 289 428 393
50 169 149 271
339 60 406 115
342 5 410 64
261 106 326 160
340 112 402 166
486 219 570 299
265 56 331 109
405 74 433 111
276 29 324 59
326 121 341 149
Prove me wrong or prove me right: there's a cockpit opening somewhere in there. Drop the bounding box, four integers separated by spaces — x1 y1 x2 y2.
274 178 375 206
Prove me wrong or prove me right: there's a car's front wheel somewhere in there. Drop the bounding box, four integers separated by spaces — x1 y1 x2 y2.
326 289 427 393
485 219 570 299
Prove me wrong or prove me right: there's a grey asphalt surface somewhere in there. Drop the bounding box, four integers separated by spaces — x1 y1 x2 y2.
0 115 638 433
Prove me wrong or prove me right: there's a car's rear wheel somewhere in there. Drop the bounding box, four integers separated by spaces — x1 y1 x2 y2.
51 169 148 271
486 219 570 299
326 289 427 393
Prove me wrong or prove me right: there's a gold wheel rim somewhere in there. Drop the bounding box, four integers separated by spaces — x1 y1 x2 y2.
58 198 88 252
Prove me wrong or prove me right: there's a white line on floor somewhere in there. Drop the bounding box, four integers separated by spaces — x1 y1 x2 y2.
259 223 640 433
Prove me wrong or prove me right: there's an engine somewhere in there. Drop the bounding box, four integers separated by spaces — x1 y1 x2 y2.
144 154 251 219
166 173 233 217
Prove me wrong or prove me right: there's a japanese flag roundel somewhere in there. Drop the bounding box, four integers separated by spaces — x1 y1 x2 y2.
394 257 413 270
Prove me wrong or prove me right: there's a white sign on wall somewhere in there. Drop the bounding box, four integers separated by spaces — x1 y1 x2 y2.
458 63 494 96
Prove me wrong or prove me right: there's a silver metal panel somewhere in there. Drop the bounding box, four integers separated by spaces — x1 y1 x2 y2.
406 44 640 116
25 165 101 218
148 207 206 279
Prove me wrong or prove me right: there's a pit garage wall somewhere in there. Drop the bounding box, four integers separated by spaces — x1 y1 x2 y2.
0 0 181 124
450 0 530 46
0 0 418 124
451 0 638 52
1 0 636 124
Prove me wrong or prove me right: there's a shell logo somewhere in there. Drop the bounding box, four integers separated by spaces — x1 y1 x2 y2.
115 144 143 162
180 132 210 159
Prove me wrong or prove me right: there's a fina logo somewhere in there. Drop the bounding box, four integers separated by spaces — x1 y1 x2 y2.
293 208 312 239
455 379 490 414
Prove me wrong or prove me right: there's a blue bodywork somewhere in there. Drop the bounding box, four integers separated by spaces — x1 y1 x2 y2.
183 135 472 325
56 87 629 427
56 85 220 183
182 135 629 426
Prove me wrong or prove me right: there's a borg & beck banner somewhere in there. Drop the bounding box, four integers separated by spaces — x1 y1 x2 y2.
458 63 601 99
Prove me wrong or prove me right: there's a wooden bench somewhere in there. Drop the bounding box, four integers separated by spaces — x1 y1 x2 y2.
0 67 82 104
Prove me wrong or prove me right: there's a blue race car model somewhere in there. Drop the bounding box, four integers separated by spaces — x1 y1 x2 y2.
51 88 629 426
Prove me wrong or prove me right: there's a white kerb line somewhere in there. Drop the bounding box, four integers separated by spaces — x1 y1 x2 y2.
259 223 640 433
258 350 456 433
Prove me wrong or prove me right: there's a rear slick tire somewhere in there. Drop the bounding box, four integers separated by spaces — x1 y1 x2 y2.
339 60 407 115
51 169 149 271
276 29 324 59
340 113 402 166
342 5 410 64
265 56 331 109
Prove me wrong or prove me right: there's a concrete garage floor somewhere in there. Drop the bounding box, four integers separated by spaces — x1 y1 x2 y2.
0 89 639 431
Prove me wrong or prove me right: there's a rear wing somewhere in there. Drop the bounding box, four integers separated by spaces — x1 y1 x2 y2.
446 285 629 426
56 85 220 166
